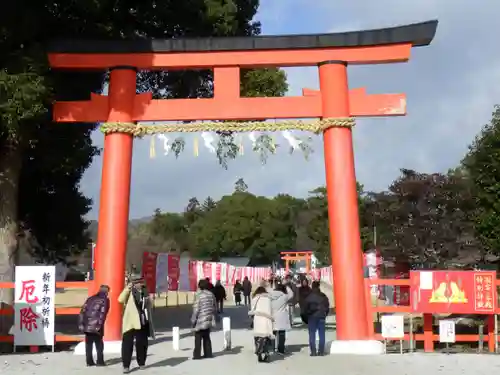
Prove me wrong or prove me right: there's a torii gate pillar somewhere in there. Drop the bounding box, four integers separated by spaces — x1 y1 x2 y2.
320 61 373 350
94 68 136 345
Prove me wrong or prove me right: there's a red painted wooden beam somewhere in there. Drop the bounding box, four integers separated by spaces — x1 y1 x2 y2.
53 95 322 122
53 87 405 123
48 44 412 70
302 87 406 116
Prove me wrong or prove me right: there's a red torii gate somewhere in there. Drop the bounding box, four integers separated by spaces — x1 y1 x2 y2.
280 251 313 273
48 20 437 354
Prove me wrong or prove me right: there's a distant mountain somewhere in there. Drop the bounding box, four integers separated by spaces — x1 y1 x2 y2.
87 216 153 241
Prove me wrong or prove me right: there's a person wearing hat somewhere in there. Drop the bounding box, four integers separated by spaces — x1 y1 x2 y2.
118 276 155 373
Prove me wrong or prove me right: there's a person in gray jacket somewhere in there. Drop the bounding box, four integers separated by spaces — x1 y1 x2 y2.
269 281 294 354
191 279 217 359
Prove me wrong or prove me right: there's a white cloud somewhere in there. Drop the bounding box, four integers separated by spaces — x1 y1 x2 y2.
81 0 500 218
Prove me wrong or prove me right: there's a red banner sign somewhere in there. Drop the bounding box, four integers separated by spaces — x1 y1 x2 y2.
142 252 158 294
410 270 496 314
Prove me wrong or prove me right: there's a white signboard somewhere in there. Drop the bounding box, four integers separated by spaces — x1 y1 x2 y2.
14 266 56 347
381 314 405 339
439 320 456 343
419 271 433 290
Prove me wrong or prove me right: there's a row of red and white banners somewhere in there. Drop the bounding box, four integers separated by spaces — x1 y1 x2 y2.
142 252 275 293
142 251 336 293
141 251 409 306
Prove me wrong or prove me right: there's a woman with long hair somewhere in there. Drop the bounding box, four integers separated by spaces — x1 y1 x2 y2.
248 286 274 362
269 281 294 354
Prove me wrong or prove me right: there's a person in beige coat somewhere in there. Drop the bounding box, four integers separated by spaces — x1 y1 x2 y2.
248 286 274 362
118 277 155 373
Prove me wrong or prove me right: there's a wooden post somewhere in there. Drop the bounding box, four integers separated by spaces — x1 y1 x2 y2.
423 313 434 352
487 315 495 353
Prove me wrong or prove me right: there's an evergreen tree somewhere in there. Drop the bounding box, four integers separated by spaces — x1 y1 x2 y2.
0 0 288 315
234 178 249 193
463 105 500 259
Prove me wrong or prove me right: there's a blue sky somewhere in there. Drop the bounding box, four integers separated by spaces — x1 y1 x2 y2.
81 0 500 219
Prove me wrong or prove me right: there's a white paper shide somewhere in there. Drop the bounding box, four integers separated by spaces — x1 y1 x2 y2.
14 266 56 347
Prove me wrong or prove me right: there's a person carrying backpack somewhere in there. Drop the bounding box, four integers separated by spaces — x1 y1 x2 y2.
302 281 330 356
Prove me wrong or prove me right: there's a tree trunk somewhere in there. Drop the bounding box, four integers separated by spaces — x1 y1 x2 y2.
0 145 22 335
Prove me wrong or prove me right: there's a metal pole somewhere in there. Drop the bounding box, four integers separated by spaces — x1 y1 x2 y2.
479 324 484 353
409 315 414 353
90 242 96 280
495 314 498 353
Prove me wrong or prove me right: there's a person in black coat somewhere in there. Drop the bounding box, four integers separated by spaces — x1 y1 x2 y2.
302 281 330 356
213 280 227 313
78 285 110 367
298 278 311 324
233 280 243 305
242 277 252 306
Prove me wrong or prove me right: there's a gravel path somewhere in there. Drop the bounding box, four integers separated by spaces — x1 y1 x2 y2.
2 327 500 375
3 284 499 375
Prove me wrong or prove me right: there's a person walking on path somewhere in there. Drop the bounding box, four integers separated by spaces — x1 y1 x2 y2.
285 274 298 326
242 276 253 306
269 281 294 354
268 274 275 289
298 278 311 324
233 280 243 305
249 286 274 362
205 277 214 292
213 280 227 313
118 276 155 373
78 284 110 367
302 281 330 356
191 279 217 360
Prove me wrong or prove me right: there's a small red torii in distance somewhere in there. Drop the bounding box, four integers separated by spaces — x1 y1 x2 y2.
280 251 314 273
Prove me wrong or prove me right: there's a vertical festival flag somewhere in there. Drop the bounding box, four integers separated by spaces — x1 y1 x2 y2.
142 252 158 294
167 255 180 291
155 253 170 293
14 266 56 347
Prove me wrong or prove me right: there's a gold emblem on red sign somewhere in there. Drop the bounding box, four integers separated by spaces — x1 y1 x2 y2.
429 278 467 304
